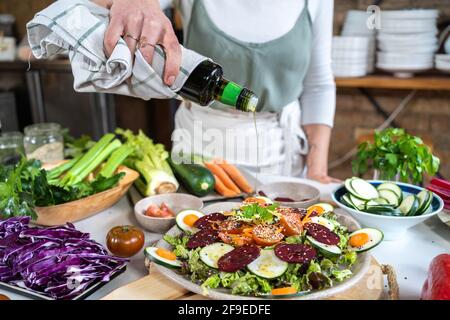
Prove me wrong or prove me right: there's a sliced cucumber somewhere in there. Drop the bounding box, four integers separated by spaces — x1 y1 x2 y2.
416 190 433 215
347 228 383 252
398 195 420 216
306 235 342 257
365 205 398 215
349 178 379 200
378 189 400 207
377 182 402 201
365 200 380 208
349 194 367 210
199 243 234 268
341 194 357 209
145 247 182 269
374 197 390 205
247 249 288 279
344 178 359 197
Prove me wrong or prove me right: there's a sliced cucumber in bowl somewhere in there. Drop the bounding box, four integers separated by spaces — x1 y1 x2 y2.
349 194 367 210
378 189 400 207
398 195 420 216
416 190 433 215
341 194 357 209
377 182 403 202
347 178 379 200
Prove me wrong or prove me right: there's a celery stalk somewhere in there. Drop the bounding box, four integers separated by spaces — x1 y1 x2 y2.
115 128 179 196
99 144 134 178
61 133 115 185
66 139 122 185
47 155 81 180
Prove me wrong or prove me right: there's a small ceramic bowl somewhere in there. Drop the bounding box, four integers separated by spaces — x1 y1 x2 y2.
256 182 320 208
332 181 444 241
134 193 203 233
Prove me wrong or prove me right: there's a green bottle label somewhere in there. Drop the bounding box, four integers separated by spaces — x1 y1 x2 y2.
220 81 242 106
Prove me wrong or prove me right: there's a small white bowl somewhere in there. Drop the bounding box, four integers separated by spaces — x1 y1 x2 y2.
256 181 320 208
332 181 444 241
134 193 203 233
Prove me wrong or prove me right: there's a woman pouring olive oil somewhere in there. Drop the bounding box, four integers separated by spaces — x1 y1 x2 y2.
95 0 339 183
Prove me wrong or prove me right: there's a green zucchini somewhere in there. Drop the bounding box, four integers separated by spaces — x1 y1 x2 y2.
168 157 215 196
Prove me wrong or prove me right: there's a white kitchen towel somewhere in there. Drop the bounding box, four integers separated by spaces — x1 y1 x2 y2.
26 0 207 100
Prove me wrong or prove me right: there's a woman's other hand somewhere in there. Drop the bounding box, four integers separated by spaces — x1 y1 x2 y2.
303 124 341 184
306 171 341 184
94 0 181 86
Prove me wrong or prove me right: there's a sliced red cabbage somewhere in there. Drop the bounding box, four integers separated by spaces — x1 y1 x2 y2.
0 217 127 299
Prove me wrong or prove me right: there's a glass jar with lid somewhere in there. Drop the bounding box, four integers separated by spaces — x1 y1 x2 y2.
24 123 64 163
0 131 25 165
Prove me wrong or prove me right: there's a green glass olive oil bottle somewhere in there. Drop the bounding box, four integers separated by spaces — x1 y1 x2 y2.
178 60 258 112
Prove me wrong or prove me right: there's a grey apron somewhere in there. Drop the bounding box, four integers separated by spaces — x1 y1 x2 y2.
173 0 313 176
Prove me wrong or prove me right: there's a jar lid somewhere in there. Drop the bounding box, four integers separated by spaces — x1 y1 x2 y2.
0 14 15 25
24 123 62 136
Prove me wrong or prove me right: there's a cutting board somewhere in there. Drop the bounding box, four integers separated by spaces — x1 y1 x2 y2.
102 257 396 300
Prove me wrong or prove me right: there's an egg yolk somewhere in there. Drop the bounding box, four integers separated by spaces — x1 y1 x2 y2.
156 248 177 261
307 206 325 216
243 197 267 205
183 214 199 227
349 233 370 247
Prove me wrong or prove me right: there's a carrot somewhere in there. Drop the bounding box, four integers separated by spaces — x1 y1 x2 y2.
271 287 297 296
205 162 241 194
213 174 237 197
216 159 253 193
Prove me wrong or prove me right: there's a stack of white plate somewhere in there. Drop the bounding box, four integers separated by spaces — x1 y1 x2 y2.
340 10 376 73
435 54 450 73
376 9 439 77
332 36 373 77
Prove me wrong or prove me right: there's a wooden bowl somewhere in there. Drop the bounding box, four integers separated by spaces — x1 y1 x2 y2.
34 165 139 226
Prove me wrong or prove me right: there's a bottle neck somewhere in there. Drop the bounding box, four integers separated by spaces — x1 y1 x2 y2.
214 79 258 112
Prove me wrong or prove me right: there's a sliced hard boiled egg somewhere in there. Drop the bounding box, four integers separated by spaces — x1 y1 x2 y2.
309 216 335 231
199 242 235 268
243 196 273 205
347 228 383 252
175 209 204 233
247 249 288 279
145 247 182 268
307 203 334 215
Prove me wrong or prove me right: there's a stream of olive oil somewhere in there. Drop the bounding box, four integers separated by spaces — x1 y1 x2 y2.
253 111 259 193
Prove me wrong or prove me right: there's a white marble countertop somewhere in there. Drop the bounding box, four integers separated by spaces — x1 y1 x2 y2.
1 174 449 300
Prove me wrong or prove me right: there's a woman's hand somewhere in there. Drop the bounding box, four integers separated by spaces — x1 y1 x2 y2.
307 171 341 184
303 124 341 184
94 0 181 86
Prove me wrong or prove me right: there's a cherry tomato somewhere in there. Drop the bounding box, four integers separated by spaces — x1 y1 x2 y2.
252 224 284 246
106 225 145 258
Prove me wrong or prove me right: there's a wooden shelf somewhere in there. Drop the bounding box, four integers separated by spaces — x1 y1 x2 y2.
335 74 450 91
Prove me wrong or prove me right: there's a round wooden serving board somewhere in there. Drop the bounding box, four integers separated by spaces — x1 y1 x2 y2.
102 257 392 300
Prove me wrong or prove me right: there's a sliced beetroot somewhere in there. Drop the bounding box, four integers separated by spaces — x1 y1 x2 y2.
193 213 227 230
274 243 317 264
304 223 340 246
218 244 260 272
186 229 219 249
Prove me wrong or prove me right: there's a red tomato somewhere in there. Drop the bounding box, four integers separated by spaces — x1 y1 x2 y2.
421 254 450 300
106 225 145 258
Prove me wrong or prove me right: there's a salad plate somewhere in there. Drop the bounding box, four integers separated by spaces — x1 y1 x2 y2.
150 200 374 300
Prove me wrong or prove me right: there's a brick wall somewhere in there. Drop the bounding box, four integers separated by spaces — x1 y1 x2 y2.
330 0 450 181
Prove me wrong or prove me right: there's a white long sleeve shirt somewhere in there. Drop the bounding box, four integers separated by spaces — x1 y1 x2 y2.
161 0 336 127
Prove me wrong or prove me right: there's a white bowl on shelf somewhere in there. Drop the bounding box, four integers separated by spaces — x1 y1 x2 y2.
380 9 439 20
